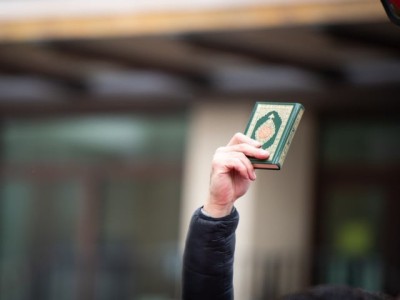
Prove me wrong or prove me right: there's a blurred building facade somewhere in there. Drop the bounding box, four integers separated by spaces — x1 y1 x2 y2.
0 0 399 299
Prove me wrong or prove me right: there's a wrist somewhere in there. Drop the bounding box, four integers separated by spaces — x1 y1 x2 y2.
203 201 233 218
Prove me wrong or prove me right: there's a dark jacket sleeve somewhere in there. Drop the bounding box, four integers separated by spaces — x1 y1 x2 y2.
182 207 239 300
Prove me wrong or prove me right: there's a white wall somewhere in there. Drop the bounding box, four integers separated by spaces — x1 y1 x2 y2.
252 112 316 296
179 101 316 298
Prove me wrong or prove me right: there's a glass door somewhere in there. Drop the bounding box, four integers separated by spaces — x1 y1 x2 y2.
314 116 400 296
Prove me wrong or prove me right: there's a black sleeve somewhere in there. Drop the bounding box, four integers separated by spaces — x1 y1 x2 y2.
182 207 239 300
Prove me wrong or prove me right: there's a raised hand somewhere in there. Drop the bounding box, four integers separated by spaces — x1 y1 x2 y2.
204 133 269 218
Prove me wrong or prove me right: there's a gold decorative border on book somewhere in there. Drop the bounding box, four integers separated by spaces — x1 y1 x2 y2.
278 108 304 167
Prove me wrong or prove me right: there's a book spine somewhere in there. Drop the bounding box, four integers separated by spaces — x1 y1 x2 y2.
277 106 304 166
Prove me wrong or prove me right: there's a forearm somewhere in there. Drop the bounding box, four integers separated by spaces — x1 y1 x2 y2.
182 207 239 300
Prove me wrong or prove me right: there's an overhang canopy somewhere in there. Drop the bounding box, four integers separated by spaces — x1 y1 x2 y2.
0 0 387 42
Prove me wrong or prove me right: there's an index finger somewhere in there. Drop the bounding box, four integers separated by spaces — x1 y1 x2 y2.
227 132 261 147
219 143 270 160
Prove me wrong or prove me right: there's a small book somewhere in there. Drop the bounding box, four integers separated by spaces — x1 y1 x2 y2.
244 101 304 170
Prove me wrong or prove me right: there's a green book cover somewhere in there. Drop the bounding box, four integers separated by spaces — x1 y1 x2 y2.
244 101 304 170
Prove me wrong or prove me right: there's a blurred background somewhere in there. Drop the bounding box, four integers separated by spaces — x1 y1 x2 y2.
0 0 399 299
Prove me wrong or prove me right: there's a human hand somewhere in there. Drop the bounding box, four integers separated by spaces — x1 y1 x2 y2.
203 133 270 218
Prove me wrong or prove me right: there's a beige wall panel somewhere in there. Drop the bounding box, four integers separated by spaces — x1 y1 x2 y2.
179 102 316 298
253 112 316 295
179 100 257 299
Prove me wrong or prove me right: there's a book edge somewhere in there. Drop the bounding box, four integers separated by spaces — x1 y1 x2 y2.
276 105 304 167
273 103 304 166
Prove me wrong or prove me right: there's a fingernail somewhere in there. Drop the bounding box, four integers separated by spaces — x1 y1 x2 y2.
261 149 269 155
254 140 262 147
252 170 257 180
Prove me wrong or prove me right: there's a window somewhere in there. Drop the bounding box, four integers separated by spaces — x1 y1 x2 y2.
0 113 187 300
